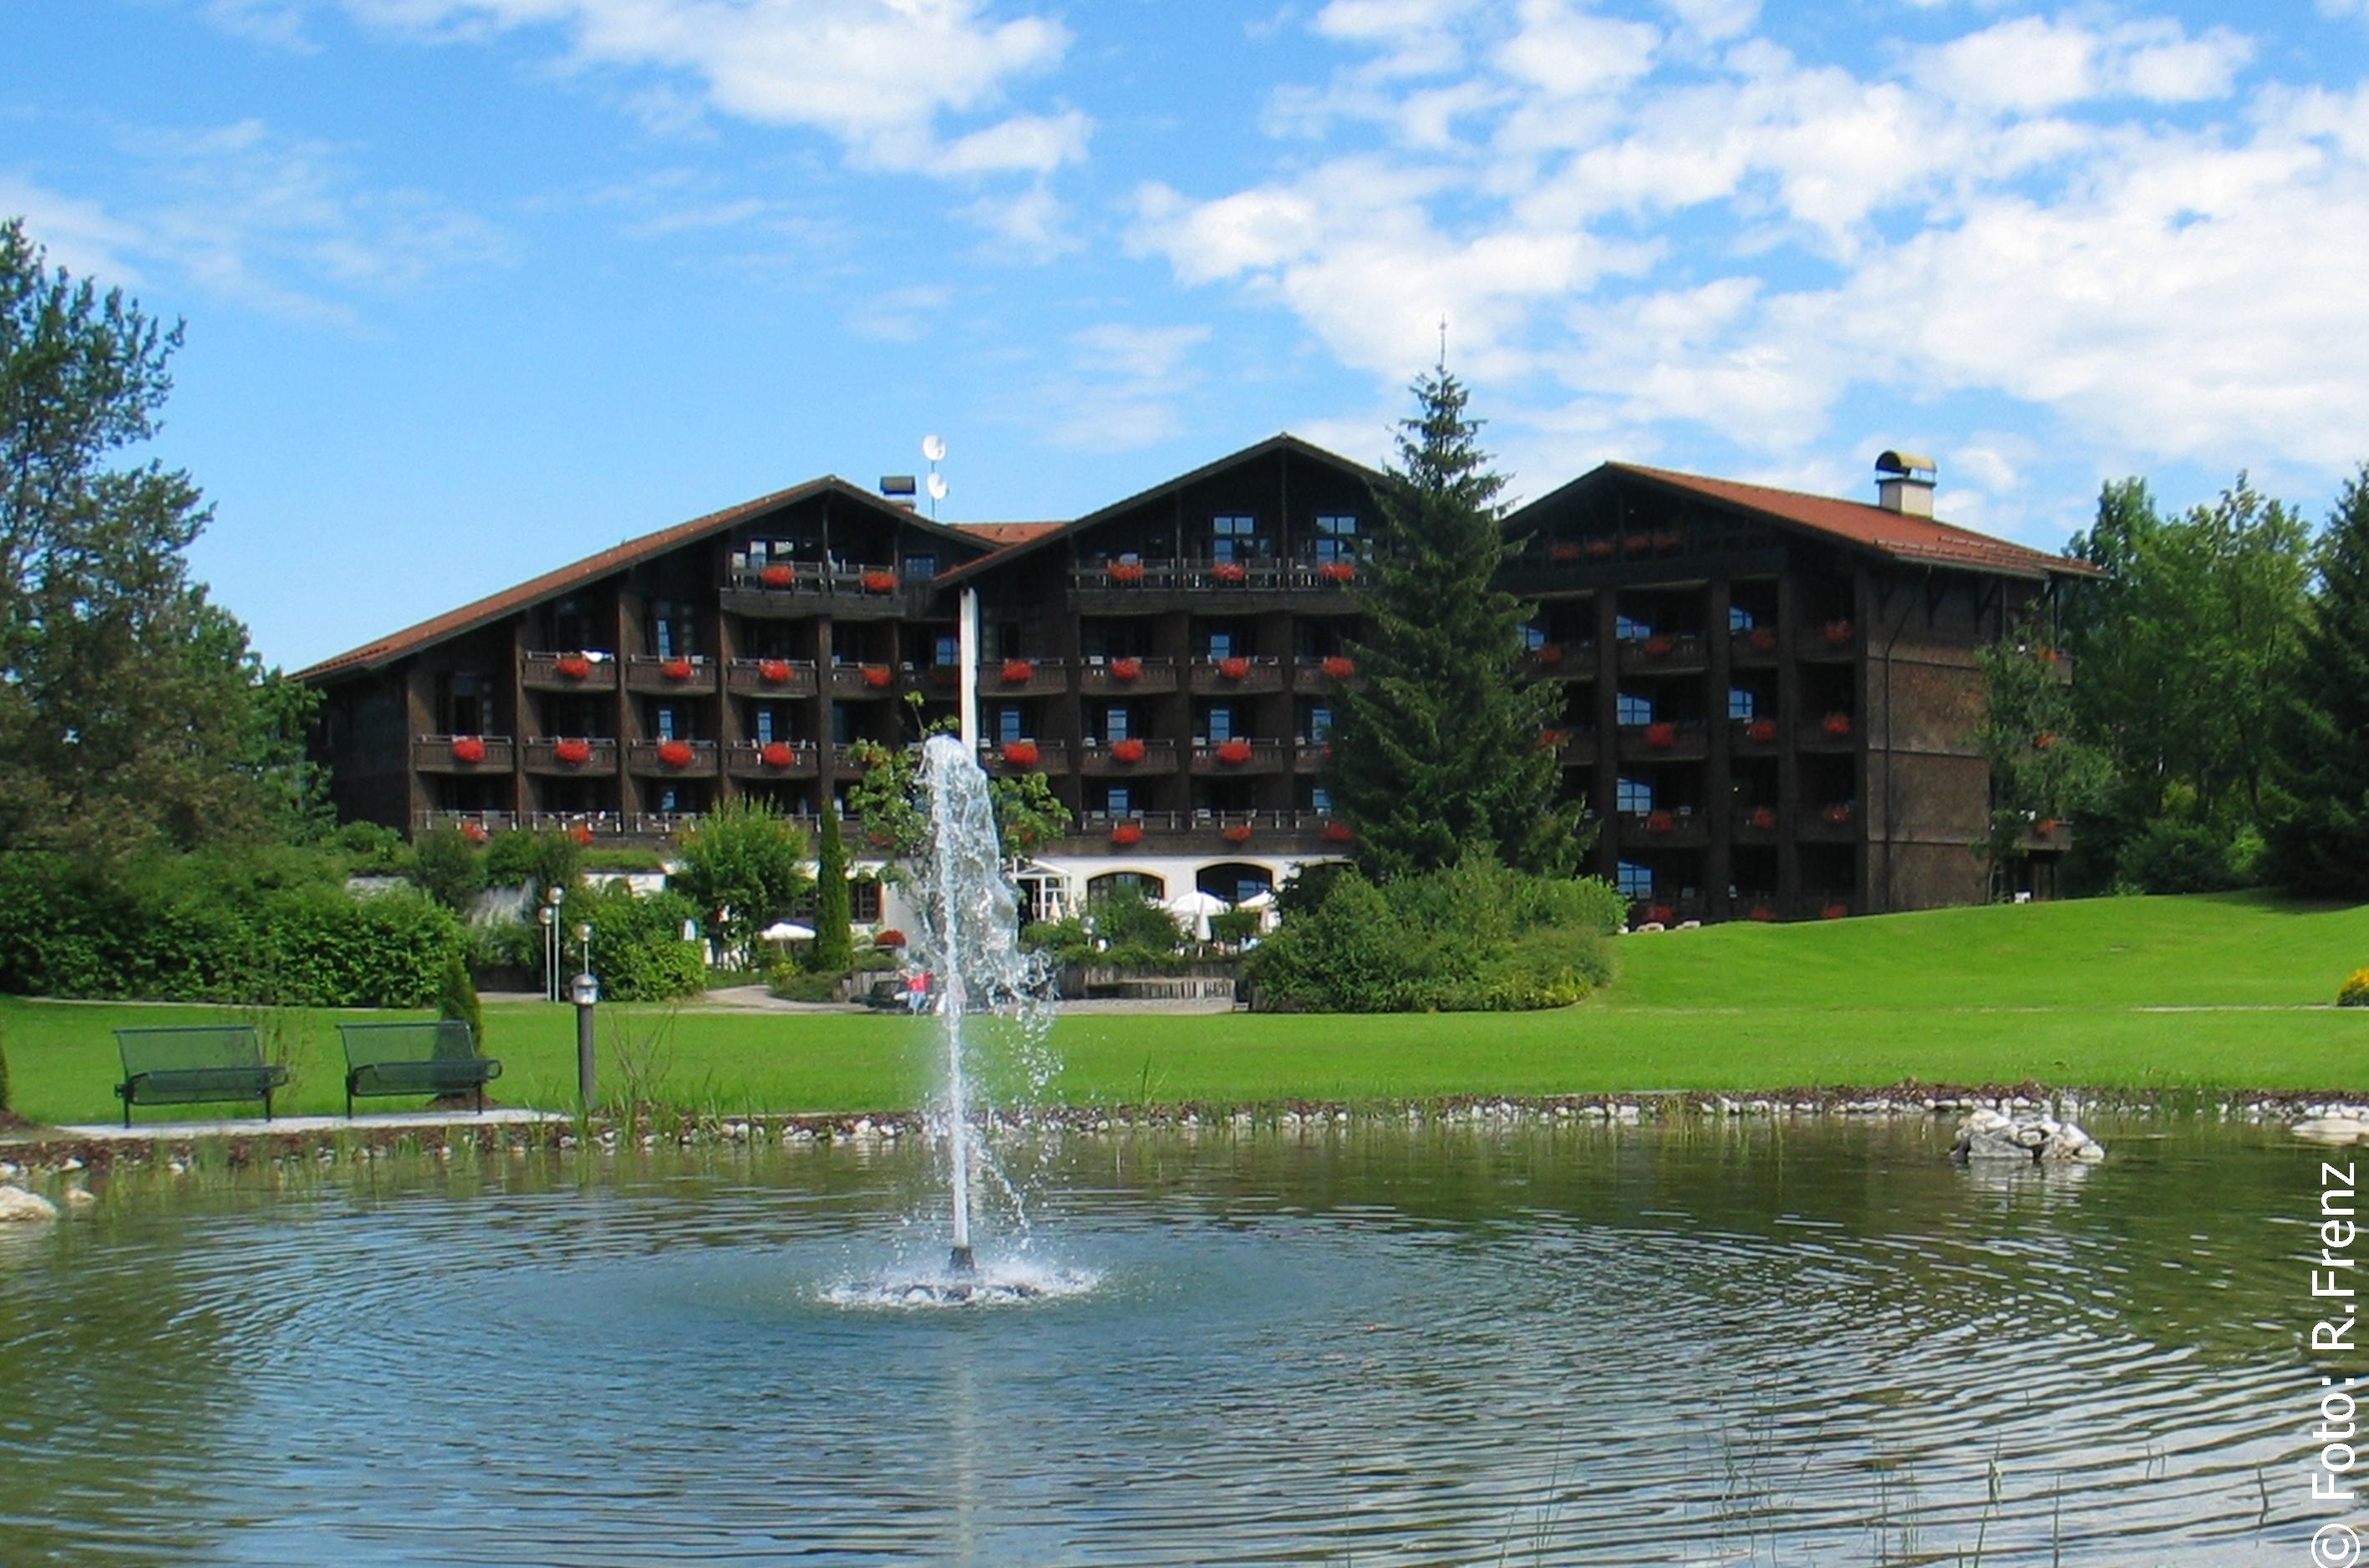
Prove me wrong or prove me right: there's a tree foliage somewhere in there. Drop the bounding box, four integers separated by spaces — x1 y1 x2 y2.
1972 613 2109 896
435 947 483 1050
811 807 853 972
0 218 323 861
2268 466 2369 896
409 825 485 915
846 706 1071 873
669 798 811 967
1324 367 1584 879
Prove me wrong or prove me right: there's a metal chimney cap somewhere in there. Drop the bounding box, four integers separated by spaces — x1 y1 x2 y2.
1875 450 1936 480
880 474 918 496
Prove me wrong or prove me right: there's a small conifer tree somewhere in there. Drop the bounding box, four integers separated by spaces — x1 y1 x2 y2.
2270 466 2369 895
811 808 854 972
435 948 483 1050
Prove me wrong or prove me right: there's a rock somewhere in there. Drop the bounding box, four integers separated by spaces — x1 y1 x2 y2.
2295 1116 2369 1144
61 1187 96 1212
1953 1108 2107 1165
0 1185 58 1223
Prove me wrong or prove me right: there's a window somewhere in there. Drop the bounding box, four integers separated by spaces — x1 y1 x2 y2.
1310 784 1332 814
850 878 882 923
444 672 492 735
1101 784 1134 815
996 705 1027 743
831 703 855 744
654 705 679 742
1199 627 1235 660
1523 622 1548 651
658 786 680 813
1203 704 1235 743
651 600 694 659
1729 688 1759 720
1314 513 1359 563
1103 705 1132 742
933 633 961 667
1615 613 1653 642
1090 871 1165 902
1212 514 1263 561
1617 776 1655 814
1617 861 1654 899
1300 702 1333 743
755 707 775 744
1615 691 1655 726
551 595 597 652
1729 604 1757 632
902 555 935 581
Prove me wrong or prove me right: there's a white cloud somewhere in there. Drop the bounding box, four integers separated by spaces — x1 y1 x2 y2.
957 181 1075 260
202 0 319 50
0 178 147 285
848 283 954 343
1038 321 1215 451
1917 15 2254 113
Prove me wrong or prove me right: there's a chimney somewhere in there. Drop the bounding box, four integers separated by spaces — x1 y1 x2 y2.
880 474 918 510
1874 450 1935 516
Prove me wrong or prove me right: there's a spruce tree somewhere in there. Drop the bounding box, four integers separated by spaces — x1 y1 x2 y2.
2269 466 2369 895
435 948 483 1050
811 808 854 972
1324 366 1584 879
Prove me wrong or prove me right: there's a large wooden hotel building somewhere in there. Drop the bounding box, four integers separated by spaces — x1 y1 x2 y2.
297 437 2096 923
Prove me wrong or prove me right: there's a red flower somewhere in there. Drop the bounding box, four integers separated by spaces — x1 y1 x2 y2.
1107 560 1146 584
1109 657 1143 682
1821 712 1853 738
861 569 897 594
1748 627 1777 652
1745 718 1777 743
2035 817 2060 835
1221 824 1254 845
460 821 491 846
1110 738 1146 764
1212 561 1249 584
760 741 796 769
1624 533 1652 554
1645 809 1676 834
1321 820 1355 843
554 738 592 766
1821 902 1849 921
1822 803 1853 825
661 657 695 681
1538 728 1570 750
555 652 592 680
760 563 796 588
875 928 907 949
1643 635 1675 658
1320 655 1356 680
1317 561 1356 583
1748 805 1777 830
1110 821 1144 846
1548 541 1582 562
450 735 487 764
1534 642 1564 666
1748 904 1778 922
570 825 595 847
1823 618 1853 645
1650 530 1682 552
1585 539 1616 559
658 739 694 769
861 664 892 689
1217 656 1252 681
1001 739 1041 769
1644 721 1677 749
2033 731 2057 750
1000 657 1037 684
1644 903 1675 926
758 657 793 685
1214 738 1254 765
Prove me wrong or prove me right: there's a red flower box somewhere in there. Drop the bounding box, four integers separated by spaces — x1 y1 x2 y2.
760 563 796 588
1212 561 1249 584
570 825 595 847
658 739 694 769
1821 803 1853 825
1642 635 1674 658
760 741 796 769
450 735 487 764
1217 656 1252 681
554 738 592 766
1651 530 1681 552
1645 809 1676 835
2033 731 2057 750
1822 619 1853 645
1538 728 1569 750
1110 821 1144 846
758 657 793 685
460 821 491 845
1748 805 1777 830
1745 718 1778 743
1821 712 1853 738
1643 903 1675 926
861 664 892 689
1548 541 1582 562
1644 721 1677 749
861 570 897 594
1820 902 1849 921
1534 642 1563 666
1110 738 1146 764
1585 539 1616 559
1001 739 1041 769
1109 657 1143 682
1747 903 1778 922
1317 561 1356 583
1322 820 1355 843
1749 627 1777 652
1214 738 1254 765
555 652 592 680
875 928 907 949
661 657 695 682
1624 534 1652 554
1107 560 1146 584
1320 655 1356 680
1000 657 1037 684
1221 824 1254 845
2035 817 2060 835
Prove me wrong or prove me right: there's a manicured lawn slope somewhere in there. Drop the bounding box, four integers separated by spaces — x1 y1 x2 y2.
5 892 2367 1126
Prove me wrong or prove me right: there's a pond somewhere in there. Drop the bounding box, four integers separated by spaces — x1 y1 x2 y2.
0 1114 2327 1564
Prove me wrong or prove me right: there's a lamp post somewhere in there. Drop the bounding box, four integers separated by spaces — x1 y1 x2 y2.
540 885 566 1002
572 921 598 1106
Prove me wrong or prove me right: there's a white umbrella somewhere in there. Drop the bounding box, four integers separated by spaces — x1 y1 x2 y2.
1162 889 1229 940
1238 890 1277 910
760 921 817 941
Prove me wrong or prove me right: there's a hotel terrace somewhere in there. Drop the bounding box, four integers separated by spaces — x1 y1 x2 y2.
296 437 2098 924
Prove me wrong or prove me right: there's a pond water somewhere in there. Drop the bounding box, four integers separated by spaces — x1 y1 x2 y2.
0 1115 2331 1564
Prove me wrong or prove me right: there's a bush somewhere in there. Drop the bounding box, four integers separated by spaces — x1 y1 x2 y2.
2113 818 2255 895
768 964 846 1003
0 1019 11 1114
437 948 484 1047
1207 909 1262 948
484 829 583 900
328 821 414 877
1020 916 1094 967
2341 970 2369 1007
1089 884 1187 953
562 881 705 1002
410 827 485 913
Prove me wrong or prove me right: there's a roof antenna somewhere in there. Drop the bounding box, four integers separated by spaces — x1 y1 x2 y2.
1437 314 1449 373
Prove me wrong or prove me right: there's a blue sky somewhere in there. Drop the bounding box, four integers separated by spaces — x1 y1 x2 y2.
9 0 2369 669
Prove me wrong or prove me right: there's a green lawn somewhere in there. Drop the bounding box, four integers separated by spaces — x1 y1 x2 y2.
5 891 2367 1128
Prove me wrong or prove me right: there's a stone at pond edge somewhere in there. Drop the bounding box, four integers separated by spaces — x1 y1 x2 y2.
1951 1109 2105 1165
2293 1115 2369 1145
0 1185 59 1223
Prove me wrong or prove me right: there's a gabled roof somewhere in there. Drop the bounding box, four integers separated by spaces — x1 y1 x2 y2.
933 433 1386 586
295 476 994 683
955 521 1065 546
1584 463 2103 581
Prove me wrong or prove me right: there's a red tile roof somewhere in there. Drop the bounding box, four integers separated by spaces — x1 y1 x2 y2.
954 521 1065 546
1608 464 2102 579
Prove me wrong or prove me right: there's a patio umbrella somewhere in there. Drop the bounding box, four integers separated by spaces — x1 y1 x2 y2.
1162 889 1230 941
760 921 817 941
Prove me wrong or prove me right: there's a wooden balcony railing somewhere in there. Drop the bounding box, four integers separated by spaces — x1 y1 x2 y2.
722 561 926 616
1076 656 1178 695
1077 810 1355 854
979 740 1070 775
724 740 820 778
626 738 719 778
1188 738 1288 774
1798 804 1858 839
625 655 718 694
1797 715 1858 750
1075 738 1180 776
1072 558 1365 600
979 657 1070 696
1617 809 1710 848
1801 620 1858 658
521 651 618 691
1522 642 1595 679
1188 656 1285 695
1290 656 1363 693
724 657 819 698
826 662 901 698
1615 633 1707 673
414 734 515 772
523 737 619 773
1729 627 1782 664
1616 721 1709 762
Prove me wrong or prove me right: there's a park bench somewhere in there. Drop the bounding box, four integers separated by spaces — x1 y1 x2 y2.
114 1025 290 1128
336 1021 502 1118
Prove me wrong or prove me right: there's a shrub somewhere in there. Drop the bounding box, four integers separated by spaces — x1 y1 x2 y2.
2341 970 2369 1007
410 827 485 913
563 881 705 1001
0 1019 11 1114
2112 819 2252 895
437 948 484 1047
484 828 583 901
768 964 846 1003
1020 916 1094 967
811 810 854 972
1090 884 1187 953
1207 908 1262 948
328 821 414 877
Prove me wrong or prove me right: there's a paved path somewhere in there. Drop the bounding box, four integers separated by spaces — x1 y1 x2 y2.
54 1109 574 1143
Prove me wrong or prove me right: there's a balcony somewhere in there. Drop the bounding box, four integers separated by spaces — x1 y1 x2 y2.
414 734 515 773
1731 804 1783 841
724 657 819 699
1522 641 1595 680
625 655 719 695
1629 894 1708 927
724 740 820 779
522 736 619 774
1798 803 1859 841
1729 627 1781 667
721 561 932 621
1189 738 1287 775
1729 716 1783 753
1615 633 1708 674
979 740 1070 776
979 657 1071 698
1077 656 1179 696
826 662 902 698
1075 738 1181 777
414 809 518 838
1070 557 1365 613
1537 724 1597 765
1292 742 1329 774
1617 721 1710 763
1800 891 1858 920
1797 715 1858 751
521 650 618 692
626 738 719 779
1290 656 1363 693
1070 810 1355 857
2021 816 2077 852
1188 656 1286 696
1800 619 1859 660
1617 809 1710 849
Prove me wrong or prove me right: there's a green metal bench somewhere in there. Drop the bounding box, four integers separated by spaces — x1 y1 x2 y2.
337 1021 502 1118
114 1025 290 1128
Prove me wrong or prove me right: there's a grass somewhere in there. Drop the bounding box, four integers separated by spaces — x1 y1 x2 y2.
4 891 2368 1128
